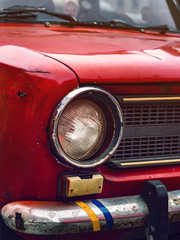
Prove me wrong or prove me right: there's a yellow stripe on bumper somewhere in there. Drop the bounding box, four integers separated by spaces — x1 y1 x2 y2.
75 201 100 232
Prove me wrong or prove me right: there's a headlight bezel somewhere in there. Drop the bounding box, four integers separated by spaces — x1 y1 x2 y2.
49 86 123 168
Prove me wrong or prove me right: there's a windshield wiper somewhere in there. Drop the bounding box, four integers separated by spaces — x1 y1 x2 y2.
0 6 77 24
81 20 169 34
0 6 38 19
104 21 169 33
140 24 170 34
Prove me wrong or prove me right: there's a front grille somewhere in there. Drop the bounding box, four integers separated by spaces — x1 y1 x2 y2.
123 104 180 126
113 136 180 159
108 97 180 168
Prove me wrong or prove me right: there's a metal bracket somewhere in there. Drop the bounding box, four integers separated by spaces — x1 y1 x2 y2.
140 180 169 240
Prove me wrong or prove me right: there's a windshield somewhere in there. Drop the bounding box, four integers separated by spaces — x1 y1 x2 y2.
0 0 180 32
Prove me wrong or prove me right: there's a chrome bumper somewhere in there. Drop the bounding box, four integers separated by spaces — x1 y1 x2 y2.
1 190 180 235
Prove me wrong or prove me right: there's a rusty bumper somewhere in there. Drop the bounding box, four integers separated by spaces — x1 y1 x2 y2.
1 190 180 235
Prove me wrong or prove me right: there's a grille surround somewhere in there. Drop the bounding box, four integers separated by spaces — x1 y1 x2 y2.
107 96 180 168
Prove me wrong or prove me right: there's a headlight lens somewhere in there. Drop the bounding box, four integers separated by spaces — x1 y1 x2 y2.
58 99 107 161
49 87 123 168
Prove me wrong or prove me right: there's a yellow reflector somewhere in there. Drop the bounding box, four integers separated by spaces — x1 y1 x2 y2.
66 174 103 197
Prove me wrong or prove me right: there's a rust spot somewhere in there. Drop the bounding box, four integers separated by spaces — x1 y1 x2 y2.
5 192 9 197
159 85 172 94
172 195 180 206
132 205 139 213
18 91 27 98
169 212 180 223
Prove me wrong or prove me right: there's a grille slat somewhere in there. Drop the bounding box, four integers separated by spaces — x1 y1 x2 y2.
108 99 180 167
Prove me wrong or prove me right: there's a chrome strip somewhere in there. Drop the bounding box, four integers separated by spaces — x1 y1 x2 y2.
123 96 180 102
121 159 180 167
1 190 180 235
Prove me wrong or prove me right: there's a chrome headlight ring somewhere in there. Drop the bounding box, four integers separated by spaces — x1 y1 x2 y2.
49 86 123 168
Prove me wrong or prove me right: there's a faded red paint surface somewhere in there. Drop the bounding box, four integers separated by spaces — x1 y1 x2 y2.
0 21 180 239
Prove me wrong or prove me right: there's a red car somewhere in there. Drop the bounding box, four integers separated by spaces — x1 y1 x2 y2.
0 0 180 239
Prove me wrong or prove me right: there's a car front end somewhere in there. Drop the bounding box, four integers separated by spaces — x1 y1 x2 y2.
0 1 180 240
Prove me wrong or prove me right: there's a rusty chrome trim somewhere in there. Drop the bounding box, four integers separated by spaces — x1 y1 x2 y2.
120 159 180 167
123 96 180 102
49 86 123 168
2 190 180 235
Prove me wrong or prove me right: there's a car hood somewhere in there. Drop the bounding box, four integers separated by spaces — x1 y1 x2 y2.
1 24 180 84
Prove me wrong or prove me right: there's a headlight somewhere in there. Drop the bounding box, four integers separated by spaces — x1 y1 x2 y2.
58 99 107 161
49 87 123 168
